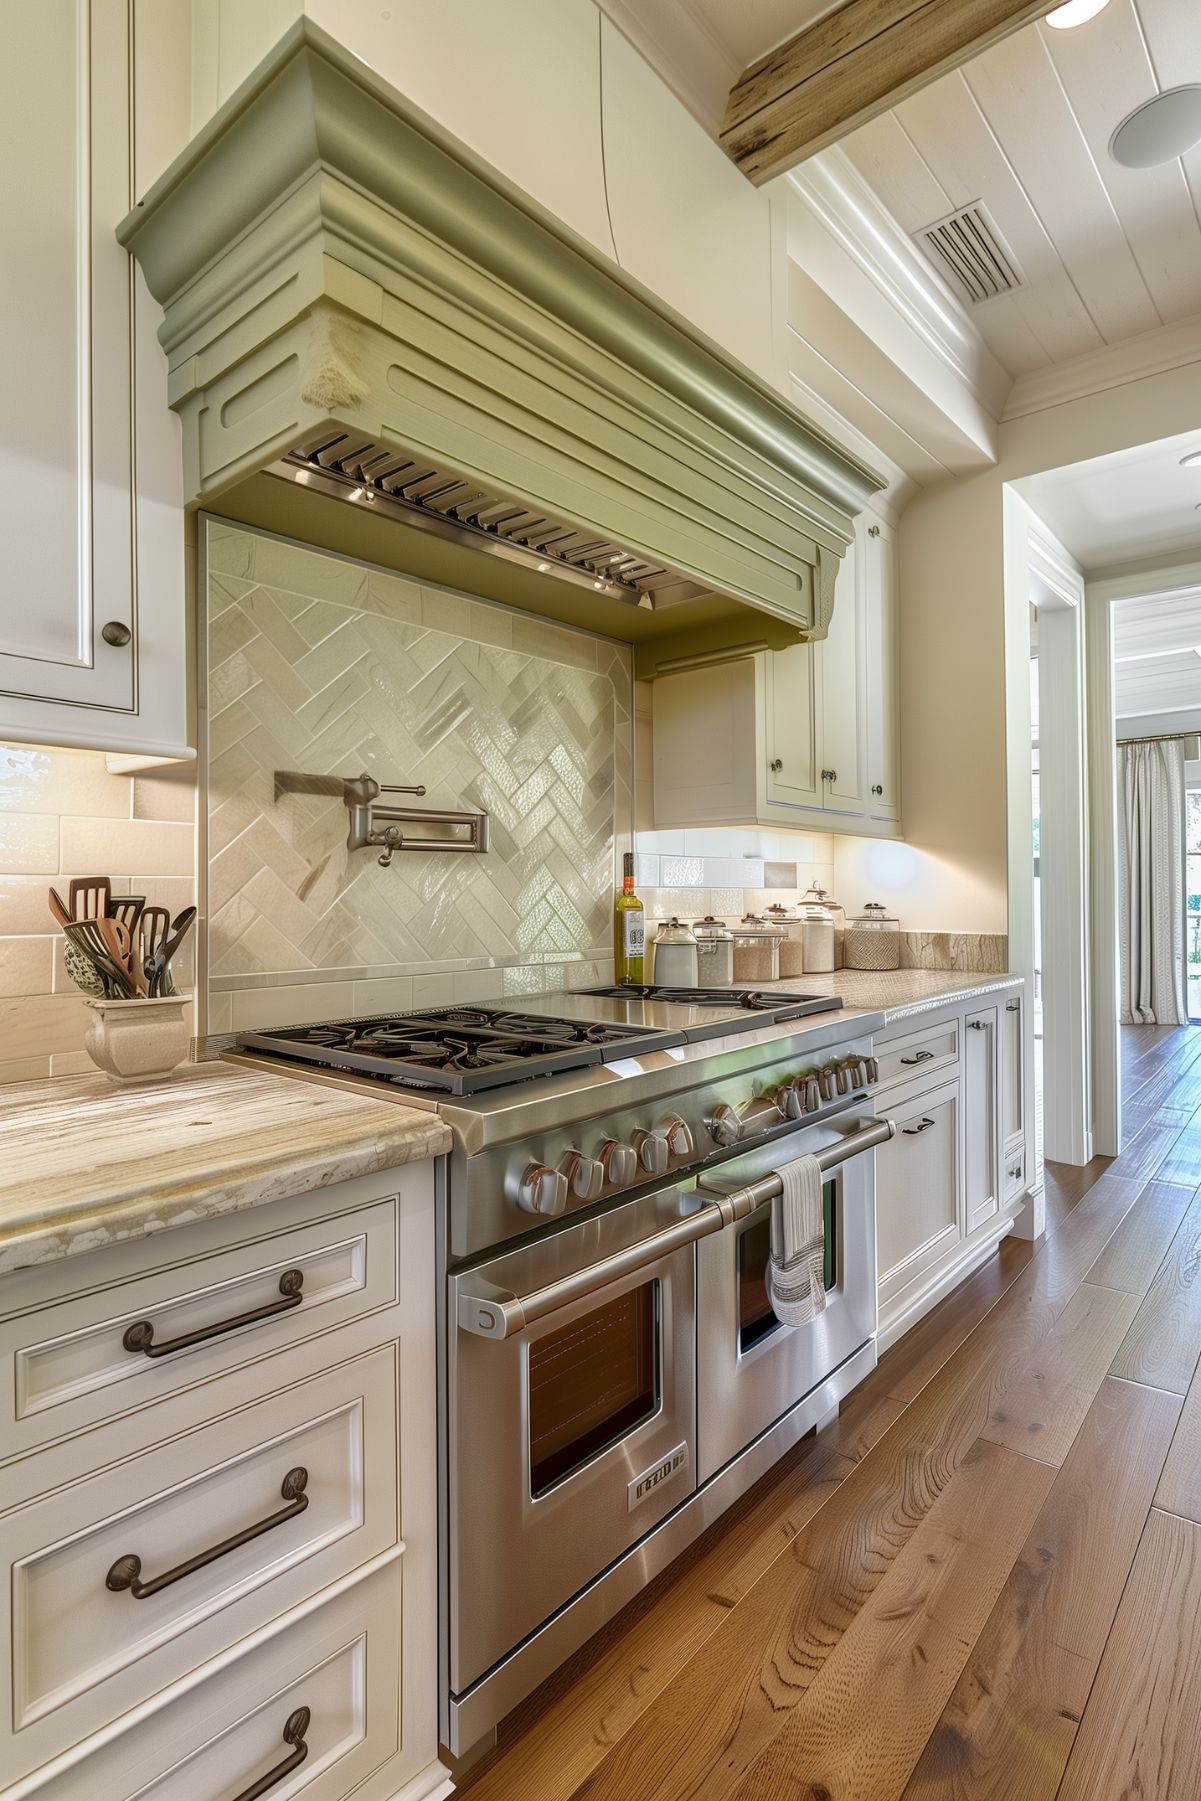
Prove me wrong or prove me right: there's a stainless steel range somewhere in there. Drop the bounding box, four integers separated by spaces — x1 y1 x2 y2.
233 986 894 1760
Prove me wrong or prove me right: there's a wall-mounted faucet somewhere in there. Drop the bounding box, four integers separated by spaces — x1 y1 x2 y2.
274 770 490 866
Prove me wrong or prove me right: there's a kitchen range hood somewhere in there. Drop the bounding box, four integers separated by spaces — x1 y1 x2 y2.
119 22 882 672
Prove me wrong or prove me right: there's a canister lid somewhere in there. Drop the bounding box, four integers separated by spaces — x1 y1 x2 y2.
693 915 733 939
654 916 697 944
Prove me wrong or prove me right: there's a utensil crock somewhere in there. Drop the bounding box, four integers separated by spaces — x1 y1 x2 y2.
83 995 191 1084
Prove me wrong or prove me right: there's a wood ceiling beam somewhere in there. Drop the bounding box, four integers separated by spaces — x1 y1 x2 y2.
720 0 1062 184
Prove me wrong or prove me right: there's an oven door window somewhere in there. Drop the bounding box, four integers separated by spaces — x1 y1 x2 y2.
737 1178 837 1353
528 1281 661 1497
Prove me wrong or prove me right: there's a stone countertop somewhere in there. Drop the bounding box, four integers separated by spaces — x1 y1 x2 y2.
0 1061 451 1278
755 967 1021 1025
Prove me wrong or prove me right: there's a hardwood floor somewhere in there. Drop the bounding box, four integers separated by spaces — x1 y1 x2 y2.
459 1025 1201 1801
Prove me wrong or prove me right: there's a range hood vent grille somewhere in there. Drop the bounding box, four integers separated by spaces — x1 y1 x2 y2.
915 203 1024 305
273 430 709 610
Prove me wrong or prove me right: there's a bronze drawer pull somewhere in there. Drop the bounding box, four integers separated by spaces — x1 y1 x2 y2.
232 1706 311 1801
899 1050 934 1065
105 1468 309 1600
122 1270 304 1358
902 1117 936 1136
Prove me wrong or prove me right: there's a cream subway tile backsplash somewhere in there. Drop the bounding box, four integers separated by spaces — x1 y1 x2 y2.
0 745 197 1081
0 938 53 999
203 523 632 1031
60 817 194 877
0 814 59 875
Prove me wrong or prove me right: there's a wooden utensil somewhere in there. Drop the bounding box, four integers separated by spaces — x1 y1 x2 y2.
96 916 147 996
47 886 73 930
68 875 112 921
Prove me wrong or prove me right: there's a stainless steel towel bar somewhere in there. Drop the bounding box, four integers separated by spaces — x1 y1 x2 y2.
457 1117 895 1340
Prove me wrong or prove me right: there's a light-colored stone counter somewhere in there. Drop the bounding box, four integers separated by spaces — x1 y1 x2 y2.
755 968 1022 1026
0 1061 451 1277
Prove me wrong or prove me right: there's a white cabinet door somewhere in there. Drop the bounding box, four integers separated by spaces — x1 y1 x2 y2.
0 1 134 712
964 1007 1000 1234
864 518 900 823
1001 992 1024 1145
876 1078 961 1313
819 527 865 817
0 0 189 758
764 641 822 810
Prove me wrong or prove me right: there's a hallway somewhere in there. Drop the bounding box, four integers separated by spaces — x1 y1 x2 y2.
461 1024 1201 1801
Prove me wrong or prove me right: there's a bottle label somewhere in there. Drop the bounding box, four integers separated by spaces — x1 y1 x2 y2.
622 913 645 958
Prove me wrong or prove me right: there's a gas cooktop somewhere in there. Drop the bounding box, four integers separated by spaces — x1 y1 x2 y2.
581 985 842 1018
237 1007 685 1095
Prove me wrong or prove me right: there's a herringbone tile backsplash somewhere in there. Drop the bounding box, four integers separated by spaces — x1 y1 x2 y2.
204 523 632 1031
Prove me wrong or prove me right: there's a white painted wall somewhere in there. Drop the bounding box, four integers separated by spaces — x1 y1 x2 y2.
189 0 784 389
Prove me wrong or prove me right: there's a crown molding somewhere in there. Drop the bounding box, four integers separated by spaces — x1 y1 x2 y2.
1004 313 1201 422
592 0 736 135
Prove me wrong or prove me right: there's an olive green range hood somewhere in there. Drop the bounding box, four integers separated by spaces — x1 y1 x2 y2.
118 21 883 674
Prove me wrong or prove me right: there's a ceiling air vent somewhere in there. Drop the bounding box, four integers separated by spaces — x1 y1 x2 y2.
915 203 1024 305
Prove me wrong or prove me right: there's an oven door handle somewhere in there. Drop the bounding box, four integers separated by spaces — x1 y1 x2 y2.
457 1117 895 1341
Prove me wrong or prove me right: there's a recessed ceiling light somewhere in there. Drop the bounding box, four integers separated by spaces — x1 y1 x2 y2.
1111 86 1201 168
1183 451 1201 467
1046 0 1110 26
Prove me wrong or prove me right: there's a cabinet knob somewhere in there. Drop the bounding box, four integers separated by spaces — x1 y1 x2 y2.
101 620 132 648
770 758 783 773
872 784 884 797
868 524 881 538
822 768 838 784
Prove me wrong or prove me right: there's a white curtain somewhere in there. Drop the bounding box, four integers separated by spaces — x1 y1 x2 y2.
1118 738 1187 1025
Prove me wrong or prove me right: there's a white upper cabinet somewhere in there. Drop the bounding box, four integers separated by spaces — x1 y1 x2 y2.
0 0 191 759
864 518 900 822
652 510 900 837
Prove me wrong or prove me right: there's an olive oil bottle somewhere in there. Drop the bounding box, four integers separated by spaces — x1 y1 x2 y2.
614 852 645 985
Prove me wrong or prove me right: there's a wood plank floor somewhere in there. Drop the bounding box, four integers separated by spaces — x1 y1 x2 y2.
459 1024 1201 1801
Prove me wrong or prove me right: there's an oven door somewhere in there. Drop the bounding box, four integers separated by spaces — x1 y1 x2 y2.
449 1186 698 1696
695 1105 880 1485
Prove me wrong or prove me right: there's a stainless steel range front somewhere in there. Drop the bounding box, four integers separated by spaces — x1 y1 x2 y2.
233 987 893 1761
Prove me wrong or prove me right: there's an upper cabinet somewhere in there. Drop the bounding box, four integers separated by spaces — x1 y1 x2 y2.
653 510 901 838
0 0 191 760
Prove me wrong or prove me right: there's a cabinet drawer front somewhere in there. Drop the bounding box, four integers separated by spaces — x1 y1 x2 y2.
2 1198 397 1458
876 1080 961 1303
28 1562 405 1801
874 1020 960 1093
6 1349 398 1776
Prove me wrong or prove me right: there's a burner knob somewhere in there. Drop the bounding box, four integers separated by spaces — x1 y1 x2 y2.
598 1139 638 1186
776 1082 804 1121
832 1061 851 1096
865 1056 879 1084
516 1163 569 1217
633 1128 670 1177
803 1076 823 1113
818 1067 837 1103
708 1102 743 1148
663 1116 694 1159
842 1056 865 1087
562 1151 605 1202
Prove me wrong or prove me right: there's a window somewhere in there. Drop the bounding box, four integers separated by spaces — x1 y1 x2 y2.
528 1283 660 1496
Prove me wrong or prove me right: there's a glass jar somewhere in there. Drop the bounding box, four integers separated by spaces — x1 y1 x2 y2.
799 900 835 973
844 901 901 971
650 917 699 987
764 904 807 979
693 916 735 986
731 915 783 986
801 883 846 968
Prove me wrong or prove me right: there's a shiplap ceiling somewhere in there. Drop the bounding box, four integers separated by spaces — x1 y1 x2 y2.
841 0 1201 379
1018 426 1201 567
1113 586 1201 718
603 0 1201 385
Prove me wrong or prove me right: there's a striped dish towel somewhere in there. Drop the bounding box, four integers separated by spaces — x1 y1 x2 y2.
766 1154 827 1328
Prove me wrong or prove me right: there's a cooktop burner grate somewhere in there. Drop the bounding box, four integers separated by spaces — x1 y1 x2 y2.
237 1008 684 1094
580 985 841 1016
